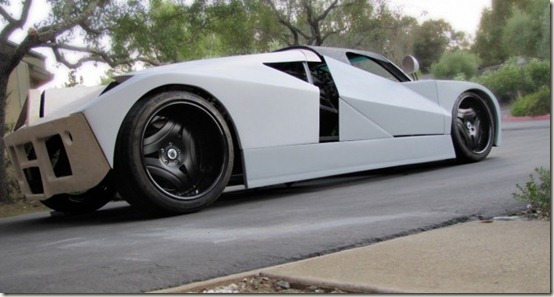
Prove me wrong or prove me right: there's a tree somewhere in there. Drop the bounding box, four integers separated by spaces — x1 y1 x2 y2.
325 1 420 64
261 0 370 46
473 0 550 66
110 0 282 66
502 0 550 59
0 0 136 203
472 0 515 66
412 19 452 72
64 70 83 87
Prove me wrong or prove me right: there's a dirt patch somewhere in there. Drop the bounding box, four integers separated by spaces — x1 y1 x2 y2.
188 273 349 294
0 199 48 218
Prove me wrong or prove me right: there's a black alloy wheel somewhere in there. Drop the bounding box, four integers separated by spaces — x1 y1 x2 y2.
114 91 234 215
451 92 495 163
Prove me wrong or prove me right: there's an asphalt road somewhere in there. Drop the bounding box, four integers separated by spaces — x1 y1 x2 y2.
0 119 550 293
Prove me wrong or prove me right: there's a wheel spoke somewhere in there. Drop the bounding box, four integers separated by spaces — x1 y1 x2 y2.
456 118 472 148
144 157 192 193
181 127 200 181
473 117 482 149
143 119 182 156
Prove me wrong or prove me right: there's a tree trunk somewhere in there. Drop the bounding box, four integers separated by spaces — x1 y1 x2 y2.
0 75 11 203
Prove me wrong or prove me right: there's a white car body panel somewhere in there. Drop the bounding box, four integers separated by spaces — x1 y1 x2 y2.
339 99 393 141
243 135 455 188
325 57 450 137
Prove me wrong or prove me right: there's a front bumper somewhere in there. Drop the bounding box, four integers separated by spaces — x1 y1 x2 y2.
4 113 111 200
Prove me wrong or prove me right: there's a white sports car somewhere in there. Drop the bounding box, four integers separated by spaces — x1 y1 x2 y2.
4 46 501 215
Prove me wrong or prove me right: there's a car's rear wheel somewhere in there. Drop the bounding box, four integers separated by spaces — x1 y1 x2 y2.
114 91 234 215
451 92 495 163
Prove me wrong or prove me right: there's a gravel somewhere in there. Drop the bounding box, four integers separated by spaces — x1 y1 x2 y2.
190 273 349 294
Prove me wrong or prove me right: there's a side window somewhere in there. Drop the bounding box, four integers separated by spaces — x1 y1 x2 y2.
346 53 400 82
264 62 309 82
308 61 339 142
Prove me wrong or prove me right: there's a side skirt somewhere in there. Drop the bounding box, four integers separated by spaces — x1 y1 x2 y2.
243 135 455 188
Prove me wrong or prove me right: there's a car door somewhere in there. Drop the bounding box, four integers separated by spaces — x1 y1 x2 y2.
323 53 449 141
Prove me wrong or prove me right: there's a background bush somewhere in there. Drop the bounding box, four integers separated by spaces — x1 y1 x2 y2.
510 87 551 116
473 58 550 104
430 51 481 79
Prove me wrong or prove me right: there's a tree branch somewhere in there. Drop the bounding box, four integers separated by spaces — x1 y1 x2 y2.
34 0 108 44
316 0 339 23
48 43 127 68
263 0 309 44
0 0 33 41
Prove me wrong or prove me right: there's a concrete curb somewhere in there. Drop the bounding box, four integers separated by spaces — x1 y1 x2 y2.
149 269 265 293
150 269 402 294
260 271 403 293
503 114 550 122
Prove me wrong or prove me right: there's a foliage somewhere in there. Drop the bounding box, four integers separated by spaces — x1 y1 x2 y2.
109 0 284 66
0 0 146 203
502 9 540 58
3 122 19 204
64 70 83 87
473 0 550 66
261 0 371 46
513 167 551 219
412 19 452 72
473 58 550 103
430 51 481 79
510 87 551 117
537 7 551 60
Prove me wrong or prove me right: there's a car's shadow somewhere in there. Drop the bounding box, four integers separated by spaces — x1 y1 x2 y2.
2 158 482 228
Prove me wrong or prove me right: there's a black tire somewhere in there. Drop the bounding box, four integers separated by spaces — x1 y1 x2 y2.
451 92 495 163
41 178 115 214
114 91 234 215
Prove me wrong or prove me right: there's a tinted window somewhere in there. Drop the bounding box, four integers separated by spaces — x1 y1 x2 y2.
346 53 399 82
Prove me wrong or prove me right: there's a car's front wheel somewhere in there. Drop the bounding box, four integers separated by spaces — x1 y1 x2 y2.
114 91 234 215
451 92 495 163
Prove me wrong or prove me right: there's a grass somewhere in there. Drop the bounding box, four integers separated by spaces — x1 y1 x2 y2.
513 167 551 219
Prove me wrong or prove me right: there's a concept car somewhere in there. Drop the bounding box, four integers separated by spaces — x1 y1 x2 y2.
4 46 501 215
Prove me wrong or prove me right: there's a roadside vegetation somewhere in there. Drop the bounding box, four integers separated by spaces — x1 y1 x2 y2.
430 0 550 117
513 168 551 220
473 58 551 115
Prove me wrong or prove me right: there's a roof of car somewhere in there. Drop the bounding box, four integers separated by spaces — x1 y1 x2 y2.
278 46 390 64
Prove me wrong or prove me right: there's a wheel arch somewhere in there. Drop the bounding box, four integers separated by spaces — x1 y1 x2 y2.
115 84 246 186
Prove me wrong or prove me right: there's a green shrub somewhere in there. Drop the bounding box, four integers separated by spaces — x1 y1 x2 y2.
524 59 551 93
510 87 551 116
431 51 481 79
513 167 551 219
473 58 550 103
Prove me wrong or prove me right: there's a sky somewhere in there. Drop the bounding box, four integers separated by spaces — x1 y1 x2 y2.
388 0 492 37
6 0 492 88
